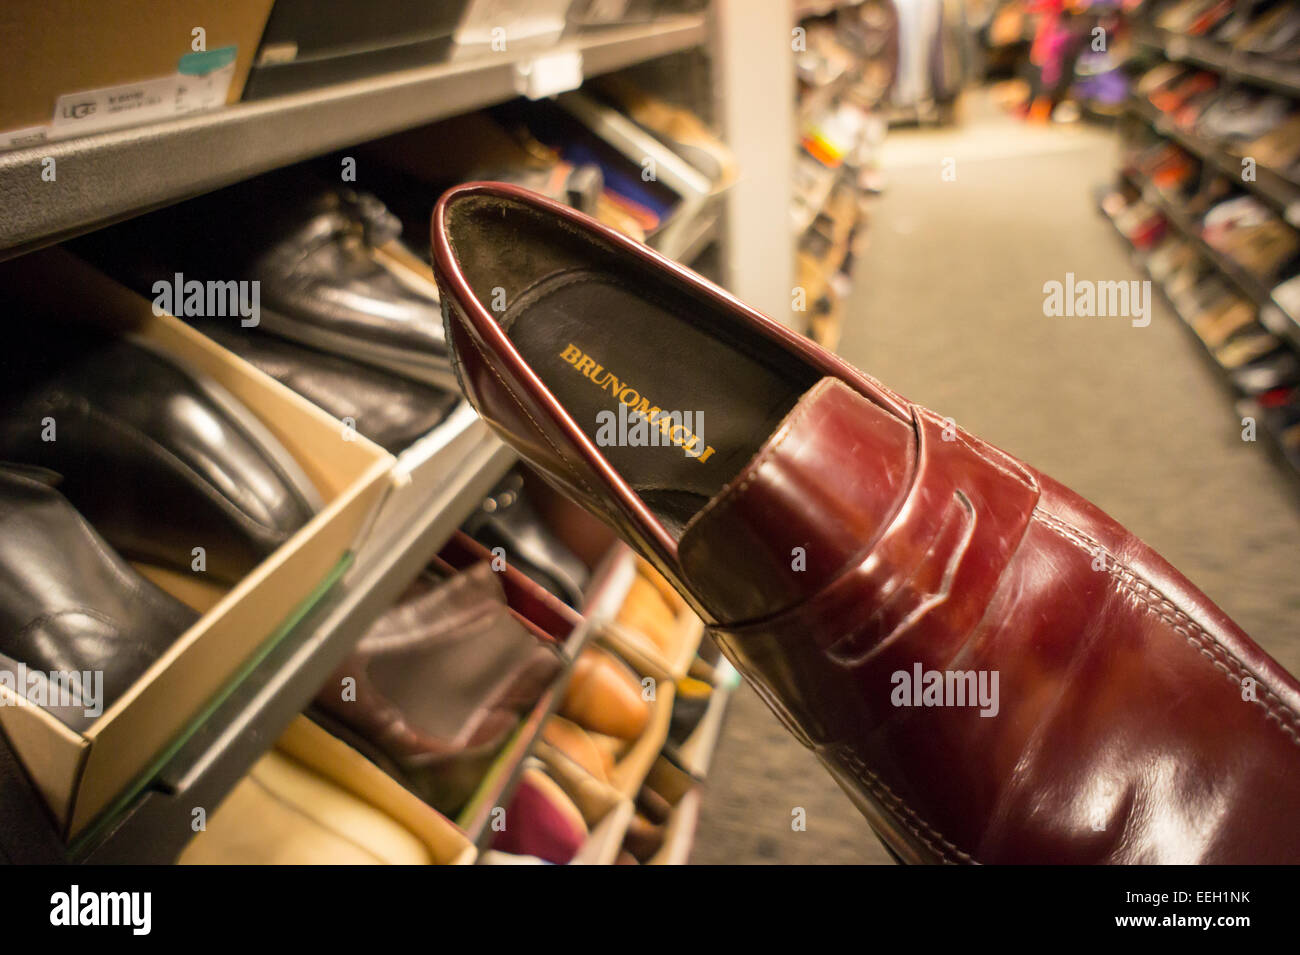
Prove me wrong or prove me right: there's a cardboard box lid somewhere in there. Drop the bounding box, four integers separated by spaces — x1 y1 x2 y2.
0 0 275 133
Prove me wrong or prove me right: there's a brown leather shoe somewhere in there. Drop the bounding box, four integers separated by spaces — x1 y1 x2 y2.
431 181 1300 863
313 562 563 814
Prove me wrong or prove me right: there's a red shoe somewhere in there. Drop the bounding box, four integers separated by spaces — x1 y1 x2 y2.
431 182 1300 863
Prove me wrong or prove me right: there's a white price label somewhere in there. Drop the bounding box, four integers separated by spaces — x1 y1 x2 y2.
513 51 583 100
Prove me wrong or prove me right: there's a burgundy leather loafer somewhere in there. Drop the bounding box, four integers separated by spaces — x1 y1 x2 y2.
432 181 1300 864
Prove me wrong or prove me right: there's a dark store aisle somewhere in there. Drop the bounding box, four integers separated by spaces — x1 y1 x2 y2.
692 95 1300 865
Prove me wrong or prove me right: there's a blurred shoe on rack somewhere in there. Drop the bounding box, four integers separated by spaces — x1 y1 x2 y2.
667 676 713 746
540 715 612 782
463 472 590 607
490 764 588 865
1215 328 1285 369
71 172 453 388
179 748 436 865
616 573 682 658
313 564 563 815
593 76 738 191
1231 349 1300 394
1197 89 1290 144
1234 2 1300 60
621 811 666 863
1192 295 1256 347
186 316 459 455
1271 273 1300 317
358 113 644 245
560 647 650 741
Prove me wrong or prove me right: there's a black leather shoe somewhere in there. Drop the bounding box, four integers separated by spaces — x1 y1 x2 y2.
185 316 460 455
72 173 452 388
0 324 321 585
463 472 590 607
0 465 198 731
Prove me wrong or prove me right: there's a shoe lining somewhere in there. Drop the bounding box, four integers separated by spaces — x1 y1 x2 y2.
446 194 818 538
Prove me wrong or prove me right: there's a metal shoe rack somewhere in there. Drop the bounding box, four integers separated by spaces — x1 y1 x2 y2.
791 0 886 351
1101 3 1300 488
0 6 747 865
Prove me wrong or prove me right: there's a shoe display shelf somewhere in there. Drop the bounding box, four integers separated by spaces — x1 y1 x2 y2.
1122 13 1300 353
489 547 736 865
1125 96 1300 229
1120 159 1300 352
70 426 519 864
639 656 738 865
458 543 638 857
1098 175 1300 490
1135 26 1300 100
0 10 739 865
791 0 887 351
0 14 708 262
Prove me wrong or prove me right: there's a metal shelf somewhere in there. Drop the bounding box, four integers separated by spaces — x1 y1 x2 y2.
1125 96 1300 227
1100 180 1300 490
1120 166 1293 324
462 544 639 856
1137 27 1300 98
0 15 708 261
74 428 517 864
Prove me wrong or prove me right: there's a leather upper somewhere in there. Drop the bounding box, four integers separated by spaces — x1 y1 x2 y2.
70 174 449 367
314 564 563 814
699 380 1300 863
0 327 319 585
0 466 197 731
185 316 459 455
249 187 447 356
431 182 1300 864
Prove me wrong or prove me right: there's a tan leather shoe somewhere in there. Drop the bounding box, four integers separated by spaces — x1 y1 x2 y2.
616 574 680 656
560 647 650 741
179 750 433 865
541 715 611 782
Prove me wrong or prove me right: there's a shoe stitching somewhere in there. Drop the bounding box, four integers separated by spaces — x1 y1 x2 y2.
836 748 977 864
916 407 1038 493
1031 508 1300 747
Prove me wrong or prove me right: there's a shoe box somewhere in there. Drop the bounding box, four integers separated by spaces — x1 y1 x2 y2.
490 634 677 865
0 247 395 841
0 0 275 152
180 716 476 865
241 0 471 100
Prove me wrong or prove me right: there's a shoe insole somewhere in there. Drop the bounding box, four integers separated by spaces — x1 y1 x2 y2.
503 268 815 537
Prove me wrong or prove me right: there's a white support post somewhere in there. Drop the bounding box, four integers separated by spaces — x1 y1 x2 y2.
711 0 799 328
